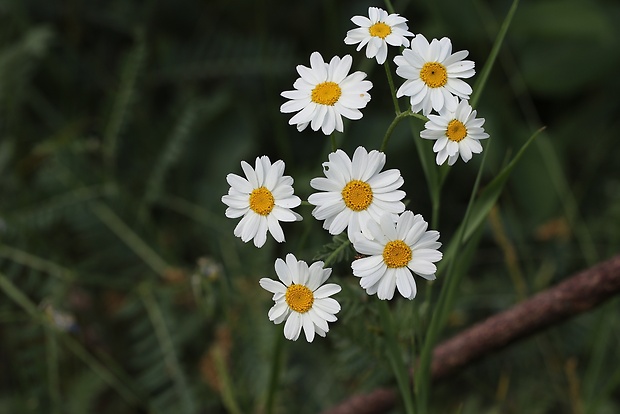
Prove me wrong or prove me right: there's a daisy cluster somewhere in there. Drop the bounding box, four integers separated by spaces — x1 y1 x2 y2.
222 6 491 342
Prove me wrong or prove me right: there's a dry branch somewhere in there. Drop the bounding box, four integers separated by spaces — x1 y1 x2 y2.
323 254 620 414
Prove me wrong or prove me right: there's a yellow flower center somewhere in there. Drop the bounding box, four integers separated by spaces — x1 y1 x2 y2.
383 240 412 268
446 119 467 142
285 284 314 313
311 81 342 106
249 186 275 216
369 22 392 39
419 62 448 88
342 180 373 212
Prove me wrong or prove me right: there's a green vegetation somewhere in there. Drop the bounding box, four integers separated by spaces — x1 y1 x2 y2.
1 0 619 413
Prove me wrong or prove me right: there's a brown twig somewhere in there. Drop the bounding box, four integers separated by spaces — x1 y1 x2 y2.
322 254 620 414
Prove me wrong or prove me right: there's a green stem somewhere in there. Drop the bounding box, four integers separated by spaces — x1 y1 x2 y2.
265 329 285 414
384 60 401 116
380 110 426 152
0 244 74 282
139 284 195 414
46 327 61 414
470 0 519 108
378 301 415 414
90 202 169 277
415 139 493 414
212 345 243 414
323 238 351 268
330 133 337 152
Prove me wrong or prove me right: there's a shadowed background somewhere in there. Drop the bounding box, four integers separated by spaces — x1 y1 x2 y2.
1 0 619 412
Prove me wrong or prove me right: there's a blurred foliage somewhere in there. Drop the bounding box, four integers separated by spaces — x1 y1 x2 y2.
0 0 619 413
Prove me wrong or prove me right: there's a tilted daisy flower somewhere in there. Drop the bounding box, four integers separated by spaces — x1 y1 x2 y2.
280 51 372 135
308 146 406 240
420 97 490 166
394 34 475 116
222 156 302 248
259 253 341 342
344 6 414 65
351 211 442 300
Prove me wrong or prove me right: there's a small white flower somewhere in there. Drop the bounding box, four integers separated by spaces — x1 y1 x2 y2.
394 34 475 116
308 146 406 240
344 7 414 65
351 211 442 300
259 253 341 342
420 97 490 166
280 51 372 135
222 156 302 248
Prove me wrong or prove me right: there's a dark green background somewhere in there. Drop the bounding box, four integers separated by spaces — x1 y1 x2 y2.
1 0 619 412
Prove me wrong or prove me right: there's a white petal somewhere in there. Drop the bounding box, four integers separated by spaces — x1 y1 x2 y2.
284 312 302 341
253 216 268 248
314 297 341 314
267 215 285 243
275 257 292 286
376 269 396 300
408 259 437 275
395 267 414 299
260 278 286 296
313 283 341 298
268 300 289 322
302 314 316 342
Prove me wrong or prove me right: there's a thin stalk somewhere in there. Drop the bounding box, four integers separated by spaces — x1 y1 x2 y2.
45 327 61 414
157 194 228 234
139 284 195 414
380 111 426 152
430 164 451 232
265 330 286 414
212 345 243 414
415 139 493 414
414 1 519 409
0 244 74 282
90 202 169 277
470 0 519 108
379 301 415 414
331 133 337 152
384 60 401 116
384 0 396 14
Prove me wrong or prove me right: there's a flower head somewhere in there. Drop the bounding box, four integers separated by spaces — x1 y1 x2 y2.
259 254 341 342
222 156 302 248
344 7 414 65
308 146 406 240
280 52 372 135
394 34 475 116
420 97 489 165
351 211 442 300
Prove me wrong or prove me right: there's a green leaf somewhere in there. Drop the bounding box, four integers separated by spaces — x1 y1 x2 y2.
313 233 354 267
440 126 545 269
471 0 519 108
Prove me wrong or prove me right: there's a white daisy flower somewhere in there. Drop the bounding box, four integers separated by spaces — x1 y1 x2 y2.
344 7 414 65
394 34 475 116
420 97 490 166
222 156 302 248
259 253 341 342
308 146 406 240
280 51 372 135
351 211 442 300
